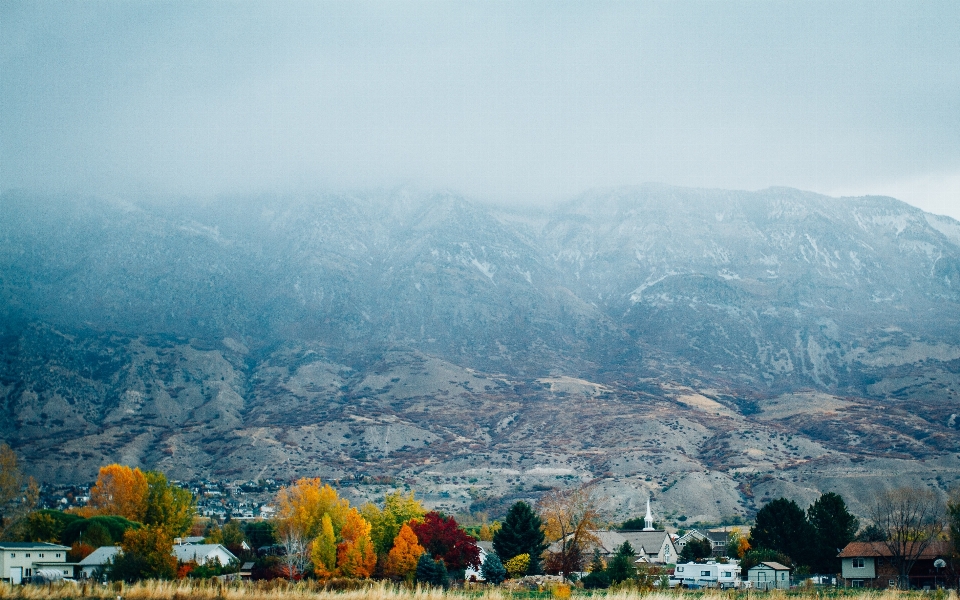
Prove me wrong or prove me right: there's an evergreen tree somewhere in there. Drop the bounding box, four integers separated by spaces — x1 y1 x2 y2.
749 498 813 567
493 501 547 574
679 537 713 562
606 541 636 583
807 492 859 574
581 549 610 589
480 552 507 584
415 553 447 586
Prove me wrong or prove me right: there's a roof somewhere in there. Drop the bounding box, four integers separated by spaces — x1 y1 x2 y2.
172 544 238 563
749 562 790 571
706 531 730 543
551 530 673 556
0 542 70 550
838 541 951 559
79 546 121 566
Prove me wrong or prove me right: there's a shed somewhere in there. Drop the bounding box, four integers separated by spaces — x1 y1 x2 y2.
748 561 790 590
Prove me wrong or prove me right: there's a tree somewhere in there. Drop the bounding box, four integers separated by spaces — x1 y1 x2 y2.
948 487 960 557
274 478 349 579
0 444 38 537
807 492 859 574
504 553 531 579
143 471 195 537
109 526 177 581
22 509 82 543
480 552 506 584
856 523 886 542
607 541 637 583
726 528 750 559
749 498 813 566
336 507 377 578
679 537 713 563
869 486 946 589
362 491 425 557
61 515 139 546
493 501 547 574
386 522 424 581
411 511 480 572
311 514 337 579
539 487 601 580
581 549 610 589
86 464 149 521
245 521 277 549
415 553 447 586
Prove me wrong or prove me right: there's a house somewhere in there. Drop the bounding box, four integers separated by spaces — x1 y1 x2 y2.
172 543 238 567
464 541 492 582
748 562 790 590
78 546 121 580
838 541 951 589
0 542 71 584
676 529 729 557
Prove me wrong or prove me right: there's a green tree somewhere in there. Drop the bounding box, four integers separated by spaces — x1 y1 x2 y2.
749 498 812 567
22 509 82 543
856 523 886 542
581 549 609 589
606 540 637 583
244 521 277 549
480 552 506 584
61 515 140 546
415 553 447 586
143 471 195 537
493 501 547 574
679 537 713 563
948 488 960 557
109 526 177 582
362 490 425 557
807 492 859 574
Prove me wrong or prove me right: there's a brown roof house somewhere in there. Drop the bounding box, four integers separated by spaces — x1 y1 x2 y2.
838 541 952 589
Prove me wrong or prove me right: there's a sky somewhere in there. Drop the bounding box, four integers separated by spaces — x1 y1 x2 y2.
2 1 960 219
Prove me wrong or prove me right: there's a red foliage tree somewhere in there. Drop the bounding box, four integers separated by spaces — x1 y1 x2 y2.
411 511 480 571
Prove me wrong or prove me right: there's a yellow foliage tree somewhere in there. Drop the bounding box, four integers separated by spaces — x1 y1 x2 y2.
385 522 424 581
275 478 349 579
362 490 426 557
505 553 531 579
336 507 377 578
86 464 149 521
311 514 337 580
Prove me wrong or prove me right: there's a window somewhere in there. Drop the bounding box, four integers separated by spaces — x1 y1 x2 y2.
701 571 711 577
723 572 732 578
55 553 61 558
25 553 30 558
853 558 865 568
889 580 896 588
38 553 44 558
25 569 32 577
9 553 14 558
677 566 684 573
852 580 863 588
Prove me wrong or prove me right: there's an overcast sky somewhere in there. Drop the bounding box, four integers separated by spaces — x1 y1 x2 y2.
2 1 959 219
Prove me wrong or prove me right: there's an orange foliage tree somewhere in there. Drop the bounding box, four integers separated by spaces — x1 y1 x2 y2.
385 522 424 581
336 507 377 578
86 464 149 521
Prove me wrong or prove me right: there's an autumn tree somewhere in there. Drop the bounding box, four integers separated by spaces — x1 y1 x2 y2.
87 464 149 521
411 511 480 572
385 522 425 581
870 486 946 589
362 490 425 557
807 492 859 574
110 526 177 581
504 553 531 579
275 478 349 579
493 501 546 573
725 528 750 559
539 487 602 579
0 444 38 537
336 507 377 578
311 514 338 579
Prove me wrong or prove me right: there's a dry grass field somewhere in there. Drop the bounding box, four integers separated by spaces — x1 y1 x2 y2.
0 581 955 600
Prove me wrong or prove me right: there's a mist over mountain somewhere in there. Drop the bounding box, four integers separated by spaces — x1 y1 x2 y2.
3 185 960 520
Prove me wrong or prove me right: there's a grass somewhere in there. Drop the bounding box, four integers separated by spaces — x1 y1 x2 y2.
0 582 955 600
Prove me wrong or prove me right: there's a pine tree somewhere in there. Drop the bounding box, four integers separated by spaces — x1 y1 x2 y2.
606 541 636 583
386 523 425 581
807 492 859 574
581 549 609 589
749 498 813 567
480 552 506 584
493 501 547 574
415 553 447 586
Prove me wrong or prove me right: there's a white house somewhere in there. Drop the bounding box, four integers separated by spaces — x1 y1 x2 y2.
172 543 237 567
78 546 121 580
748 561 791 590
0 542 71 584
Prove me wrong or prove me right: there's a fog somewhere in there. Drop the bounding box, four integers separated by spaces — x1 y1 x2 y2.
2 1 960 218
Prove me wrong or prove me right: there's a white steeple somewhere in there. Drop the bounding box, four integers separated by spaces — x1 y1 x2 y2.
643 495 655 531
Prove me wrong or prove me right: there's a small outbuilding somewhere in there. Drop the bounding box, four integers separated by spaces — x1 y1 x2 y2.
748 561 791 590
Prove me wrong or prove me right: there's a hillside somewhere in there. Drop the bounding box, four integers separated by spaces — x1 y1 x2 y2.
2 185 960 521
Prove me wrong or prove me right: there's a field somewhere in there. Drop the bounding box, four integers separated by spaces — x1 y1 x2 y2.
0 581 955 600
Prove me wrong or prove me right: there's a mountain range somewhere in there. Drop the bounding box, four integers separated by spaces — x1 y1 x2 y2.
2 185 960 522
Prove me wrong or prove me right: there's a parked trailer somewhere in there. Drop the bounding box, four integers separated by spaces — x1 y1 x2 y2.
673 561 742 589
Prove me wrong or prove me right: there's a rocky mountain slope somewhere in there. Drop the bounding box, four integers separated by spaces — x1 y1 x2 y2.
2 185 960 521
